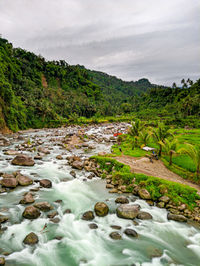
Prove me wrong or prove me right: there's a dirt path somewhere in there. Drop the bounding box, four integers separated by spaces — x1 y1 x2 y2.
114 155 200 193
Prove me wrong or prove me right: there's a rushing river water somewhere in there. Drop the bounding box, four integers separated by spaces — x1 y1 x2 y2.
0 124 200 266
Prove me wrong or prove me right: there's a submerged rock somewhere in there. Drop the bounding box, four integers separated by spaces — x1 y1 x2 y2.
137 211 153 220
39 179 52 188
64 209 72 214
22 206 41 219
47 211 58 218
23 232 38 245
115 196 129 204
167 213 187 222
34 202 53 212
17 175 33 186
116 204 140 219
4 150 20 156
11 154 35 166
70 170 76 178
124 228 138 238
109 232 122 240
94 202 109 217
82 211 94 221
110 225 122 230
1 178 18 188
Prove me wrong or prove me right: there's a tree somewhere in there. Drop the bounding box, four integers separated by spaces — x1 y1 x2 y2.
172 82 177 89
128 119 145 138
178 144 200 178
139 130 150 146
151 124 173 157
160 138 178 165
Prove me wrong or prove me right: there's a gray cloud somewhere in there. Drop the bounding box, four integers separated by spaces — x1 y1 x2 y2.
0 0 199 85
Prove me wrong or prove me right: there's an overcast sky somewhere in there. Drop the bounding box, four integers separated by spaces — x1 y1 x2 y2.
0 0 199 85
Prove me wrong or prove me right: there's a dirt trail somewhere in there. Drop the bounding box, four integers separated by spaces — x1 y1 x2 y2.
114 155 200 193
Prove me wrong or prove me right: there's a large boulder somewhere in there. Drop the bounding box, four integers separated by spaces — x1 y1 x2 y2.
138 189 151 200
23 232 38 245
17 175 33 186
116 204 140 219
20 192 35 204
81 211 94 221
34 202 53 212
167 213 187 222
137 211 152 220
115 196 129 204
1 178 18 188
39 179 52 188
124 228 138 238
22 206 41 219
159 195 170 203
94 202 109 217
11 155 35 166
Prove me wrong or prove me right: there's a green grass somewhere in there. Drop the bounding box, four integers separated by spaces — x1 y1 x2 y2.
164 154 196 173
92 156 200 209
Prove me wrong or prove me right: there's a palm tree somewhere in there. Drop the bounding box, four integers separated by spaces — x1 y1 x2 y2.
178 144 200 178
160 138 178 165
129 119 145 137
151 124 173 157
139 130 150 146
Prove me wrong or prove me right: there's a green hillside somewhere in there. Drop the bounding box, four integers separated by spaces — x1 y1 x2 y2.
0 36 199 131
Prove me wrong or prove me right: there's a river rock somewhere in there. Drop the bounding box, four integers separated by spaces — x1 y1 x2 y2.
2 173 15 178
34 202 53 212
138 189 151 200
167 213 187 222
17 175 33 186
116 204 140 219
115 196 129 204
39 179 52 188
110 225 122 230
82 211 94 221
70 170 76 178
22 206 41 219
47 211 58 218
64 209 72 214
56 155 63 160
159 195 170 203
0 257 5 265
1 178 18 188
38 147 50 154
137 211 152 220
23 232 38 245
50 217 60 223
94 202 109 217
0 215 9 224
20 192 35 204
71 160 84 170
124 228 138 238
4 150 20 156
109 232 122 240
88 223 98 229
11 154 35 166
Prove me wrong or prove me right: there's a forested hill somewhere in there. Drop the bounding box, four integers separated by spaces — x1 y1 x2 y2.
88 70 161 108
0 36 158 131
0 36 199 132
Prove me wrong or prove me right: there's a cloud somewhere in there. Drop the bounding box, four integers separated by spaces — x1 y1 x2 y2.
0 0 199 85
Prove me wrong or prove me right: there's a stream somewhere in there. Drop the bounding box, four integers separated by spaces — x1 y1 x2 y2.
0 123 200 266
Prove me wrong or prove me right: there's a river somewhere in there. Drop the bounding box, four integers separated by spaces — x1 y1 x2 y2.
0 123 200 266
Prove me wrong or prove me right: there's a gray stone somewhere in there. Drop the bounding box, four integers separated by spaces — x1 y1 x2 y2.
116 204 140 219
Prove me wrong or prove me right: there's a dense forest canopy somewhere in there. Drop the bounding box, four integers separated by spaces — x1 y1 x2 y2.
0 36 199 131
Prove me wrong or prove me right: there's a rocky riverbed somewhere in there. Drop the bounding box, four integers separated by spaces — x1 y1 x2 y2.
0 123 200 266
